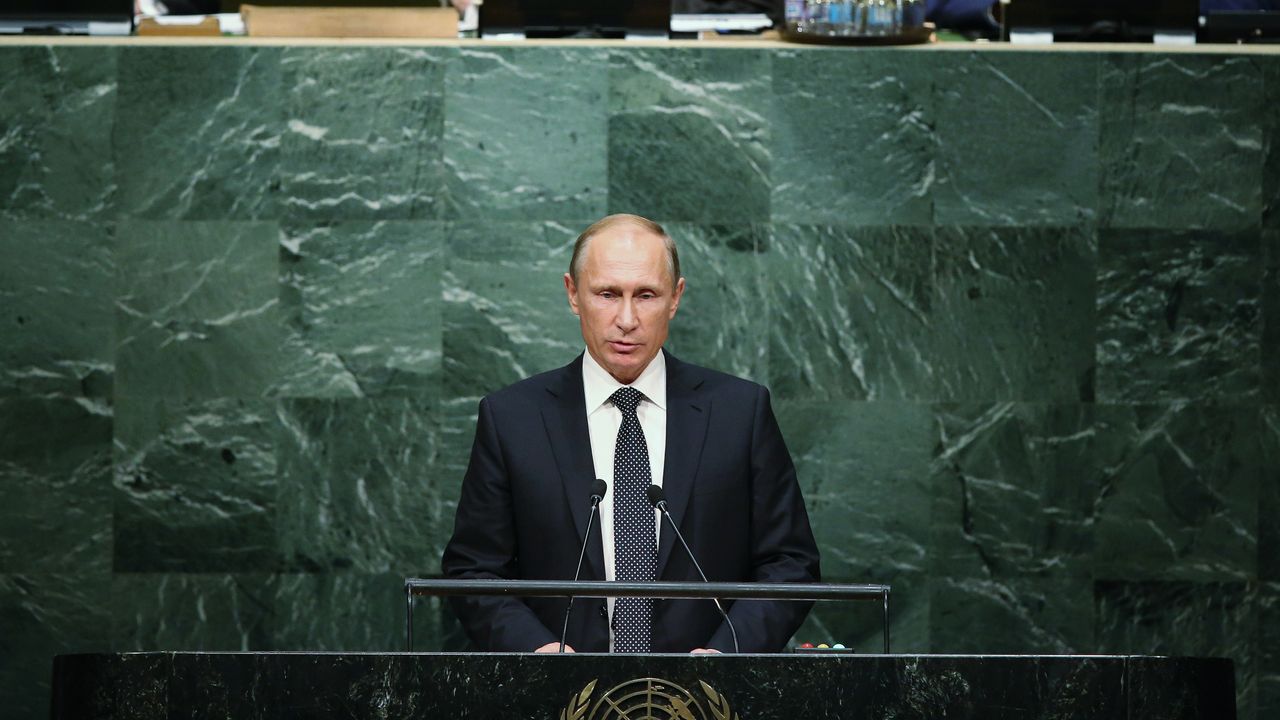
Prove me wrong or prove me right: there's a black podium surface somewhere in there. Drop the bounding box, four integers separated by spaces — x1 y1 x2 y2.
50 652 1235 719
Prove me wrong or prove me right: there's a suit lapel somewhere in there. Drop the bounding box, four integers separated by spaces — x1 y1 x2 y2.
656 351 710 578
540 355 605 580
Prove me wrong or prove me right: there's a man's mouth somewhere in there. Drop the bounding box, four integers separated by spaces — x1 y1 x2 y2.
608 341 640 353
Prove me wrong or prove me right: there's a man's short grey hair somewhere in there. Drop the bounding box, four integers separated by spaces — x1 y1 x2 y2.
569 214 681 289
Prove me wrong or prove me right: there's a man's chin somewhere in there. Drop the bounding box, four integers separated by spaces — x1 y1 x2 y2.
601 351 648 383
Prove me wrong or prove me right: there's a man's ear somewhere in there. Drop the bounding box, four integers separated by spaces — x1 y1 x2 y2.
669 277 686 319
564 273 581 317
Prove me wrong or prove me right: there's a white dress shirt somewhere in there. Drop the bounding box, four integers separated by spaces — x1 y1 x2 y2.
581 349 665 648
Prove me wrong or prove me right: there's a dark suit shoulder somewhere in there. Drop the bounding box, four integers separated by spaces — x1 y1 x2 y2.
667 353 767 400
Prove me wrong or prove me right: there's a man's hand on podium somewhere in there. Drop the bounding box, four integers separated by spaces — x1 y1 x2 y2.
535 642 574 653
690 648 721 654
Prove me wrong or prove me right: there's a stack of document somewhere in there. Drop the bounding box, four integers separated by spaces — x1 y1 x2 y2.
135 13 245 36
670 13 774 33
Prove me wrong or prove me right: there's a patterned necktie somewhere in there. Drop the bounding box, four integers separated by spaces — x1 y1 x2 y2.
610 386 656 653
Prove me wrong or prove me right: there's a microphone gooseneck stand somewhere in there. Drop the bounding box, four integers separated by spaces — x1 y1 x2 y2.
647 484 740 654
559 479 608 653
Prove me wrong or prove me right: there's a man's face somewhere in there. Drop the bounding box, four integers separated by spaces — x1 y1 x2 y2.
564 226 685 385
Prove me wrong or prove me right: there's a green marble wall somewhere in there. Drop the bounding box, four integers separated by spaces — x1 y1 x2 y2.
0 41 1277 719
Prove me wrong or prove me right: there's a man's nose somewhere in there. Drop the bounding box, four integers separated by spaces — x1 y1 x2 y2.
616 297 639 330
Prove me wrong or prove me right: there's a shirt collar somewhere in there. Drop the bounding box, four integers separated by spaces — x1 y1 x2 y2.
582 348 667 414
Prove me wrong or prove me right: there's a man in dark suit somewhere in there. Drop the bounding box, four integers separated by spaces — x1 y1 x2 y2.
441 214 820 653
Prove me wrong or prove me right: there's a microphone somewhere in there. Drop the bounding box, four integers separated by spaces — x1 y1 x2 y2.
646 484 740 654
559 479 607 653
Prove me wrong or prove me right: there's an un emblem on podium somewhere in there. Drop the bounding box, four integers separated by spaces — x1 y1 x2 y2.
559 677 739 720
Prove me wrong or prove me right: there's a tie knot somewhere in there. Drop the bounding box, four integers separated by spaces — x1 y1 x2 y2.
610 386 644 415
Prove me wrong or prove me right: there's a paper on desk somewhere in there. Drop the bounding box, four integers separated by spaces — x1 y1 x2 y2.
670 13 773 32
134 13 245 35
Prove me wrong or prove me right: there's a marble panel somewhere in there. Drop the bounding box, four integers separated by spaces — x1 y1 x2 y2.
1259 60 1280 230
935 52 1099 227
795 571 929 654
279 654 429 716
0 574 112 720
1095 580 1255 720
113 654 169 720
1100 54 1264 231
279 47 447 221
766 225 933 401
929 574 1094 654
444 47 608 222
164 653 282 720
276 221 443 399
440 221 582 513
777 400 933 578
608 49 771 223
48 653 151 717
271 573 406 651
275 396 443 573
771 48 934 226
931 226 1096 402
114 221 281 402
0 221 113 398
1097 228 1262 402
113 398 278 573
778 400 932 654
439 395 480 515
1127 655 1243 720
111 573 273 651
1094 404 1260 582
930 404 1098 580
114 47 280 220
0 396 111 574
1260 583 1280 720
663 223 768 382
71 653 1241 720
930 401 1102 658
1261 406 1280 582
53 652 1243 720
1265 232 1279 403
0 46 116 221
442 220 581 401
1266 60 1279 230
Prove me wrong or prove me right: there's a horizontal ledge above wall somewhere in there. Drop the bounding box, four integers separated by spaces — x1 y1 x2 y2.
3 35 1280 55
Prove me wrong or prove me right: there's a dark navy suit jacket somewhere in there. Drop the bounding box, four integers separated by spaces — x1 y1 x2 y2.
441 350 821 653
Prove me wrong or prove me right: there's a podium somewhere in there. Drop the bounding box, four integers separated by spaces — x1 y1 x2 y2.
51 652 1234 719
53 581 1236 717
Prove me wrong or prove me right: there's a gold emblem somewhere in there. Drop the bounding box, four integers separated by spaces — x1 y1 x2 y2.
559 677 740 720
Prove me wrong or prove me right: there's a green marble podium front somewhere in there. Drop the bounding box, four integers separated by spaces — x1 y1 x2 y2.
51 652 1234 719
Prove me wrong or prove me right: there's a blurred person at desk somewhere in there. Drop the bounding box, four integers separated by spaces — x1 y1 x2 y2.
1202 1 1280 8
673 0 784 25
442 0 787 25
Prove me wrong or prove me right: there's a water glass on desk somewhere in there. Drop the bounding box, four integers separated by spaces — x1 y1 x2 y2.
786 0 926 38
